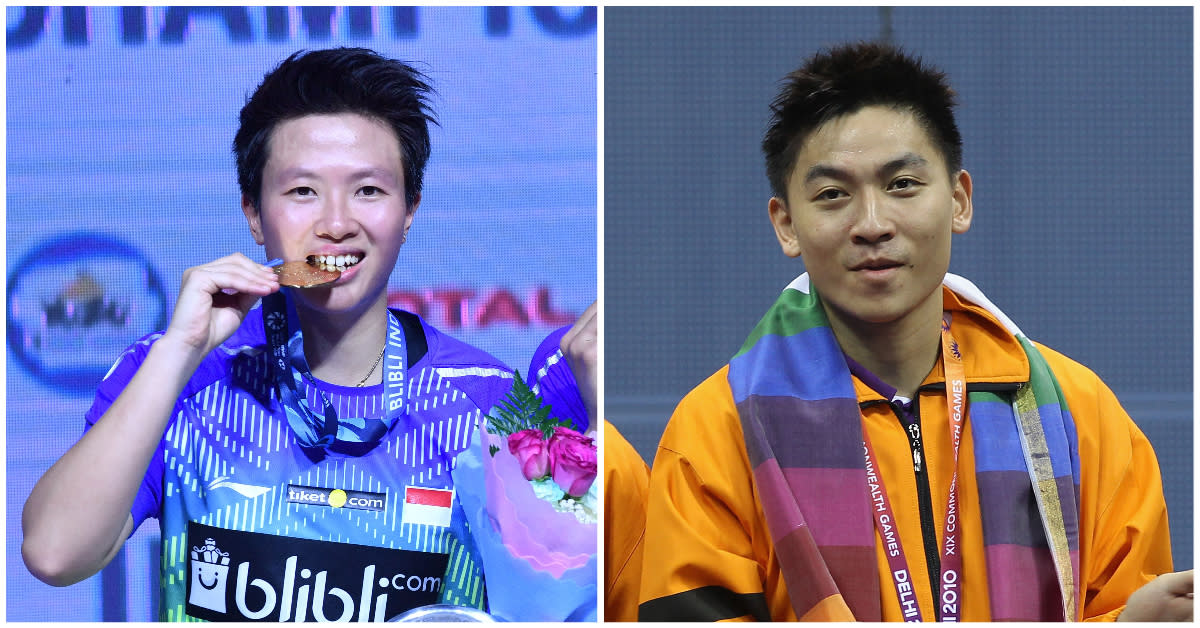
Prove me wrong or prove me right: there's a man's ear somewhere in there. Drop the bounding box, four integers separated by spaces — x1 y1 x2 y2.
404 193 420 235
769 196 803 258
242 195 265 245
951 170 973 234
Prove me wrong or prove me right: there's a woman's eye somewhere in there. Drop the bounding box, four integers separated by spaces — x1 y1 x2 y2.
290 186 315 197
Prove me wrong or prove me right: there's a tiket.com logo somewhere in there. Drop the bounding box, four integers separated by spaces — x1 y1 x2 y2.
188 538 231 613
287 485 386 512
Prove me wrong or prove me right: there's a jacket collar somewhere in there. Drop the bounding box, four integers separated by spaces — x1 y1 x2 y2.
850 285 1030 403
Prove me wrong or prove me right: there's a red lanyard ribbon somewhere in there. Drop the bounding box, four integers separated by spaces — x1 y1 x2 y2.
862 314 966 622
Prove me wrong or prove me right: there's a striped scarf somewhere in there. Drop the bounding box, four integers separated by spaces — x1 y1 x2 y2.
728 273 1081 621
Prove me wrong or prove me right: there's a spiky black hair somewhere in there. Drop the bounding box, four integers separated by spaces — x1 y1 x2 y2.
762 42 962 201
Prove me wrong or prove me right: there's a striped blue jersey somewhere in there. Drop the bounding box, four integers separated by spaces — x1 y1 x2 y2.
85 308 513 621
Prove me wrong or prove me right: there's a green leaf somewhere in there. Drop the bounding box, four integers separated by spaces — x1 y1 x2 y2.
483 370 574 440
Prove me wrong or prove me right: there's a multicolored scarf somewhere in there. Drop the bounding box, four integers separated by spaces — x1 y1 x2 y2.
728 273 1081 621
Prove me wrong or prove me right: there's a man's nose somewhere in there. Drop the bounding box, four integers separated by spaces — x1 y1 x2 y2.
850 189 894 244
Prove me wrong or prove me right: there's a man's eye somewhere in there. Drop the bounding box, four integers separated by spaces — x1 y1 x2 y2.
290 186 316 197
359 186 384 197
889 178 919 191
816 189 845 201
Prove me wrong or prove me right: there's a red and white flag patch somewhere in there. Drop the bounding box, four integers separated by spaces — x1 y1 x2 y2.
402 486 453 528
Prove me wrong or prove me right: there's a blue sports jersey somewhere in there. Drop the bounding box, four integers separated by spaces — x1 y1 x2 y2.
526 324 589 433
85 307 513 621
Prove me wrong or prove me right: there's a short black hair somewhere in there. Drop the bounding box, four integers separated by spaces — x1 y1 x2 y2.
762 42 962 201
234 47 436 211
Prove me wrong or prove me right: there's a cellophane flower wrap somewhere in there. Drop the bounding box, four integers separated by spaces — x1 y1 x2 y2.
449 372 597 622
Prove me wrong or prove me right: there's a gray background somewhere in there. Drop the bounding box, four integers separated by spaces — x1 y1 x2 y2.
604 7 1192 569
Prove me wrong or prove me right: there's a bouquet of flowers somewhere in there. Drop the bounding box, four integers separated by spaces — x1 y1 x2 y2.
450 373 598 622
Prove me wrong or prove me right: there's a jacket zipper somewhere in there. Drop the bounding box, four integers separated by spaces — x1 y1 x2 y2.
862 382 1020 620
893 396 942 621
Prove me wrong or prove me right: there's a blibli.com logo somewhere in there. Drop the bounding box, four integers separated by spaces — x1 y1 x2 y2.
188 538 231 614
184 522 448 622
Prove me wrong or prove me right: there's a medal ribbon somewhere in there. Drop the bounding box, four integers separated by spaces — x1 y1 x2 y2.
263 290 407 448
863 313 966 622
862 433 923 621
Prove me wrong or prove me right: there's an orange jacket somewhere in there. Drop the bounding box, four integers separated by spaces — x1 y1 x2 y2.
638 289 1172 621
603 421 650 621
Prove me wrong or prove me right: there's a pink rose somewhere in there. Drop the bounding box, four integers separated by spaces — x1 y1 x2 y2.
508 429 550 480
547 426 597 497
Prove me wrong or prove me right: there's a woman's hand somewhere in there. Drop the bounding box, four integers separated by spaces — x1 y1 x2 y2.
161 253 280 357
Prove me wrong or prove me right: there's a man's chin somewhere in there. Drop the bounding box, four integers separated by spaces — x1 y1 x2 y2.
821 294 921 329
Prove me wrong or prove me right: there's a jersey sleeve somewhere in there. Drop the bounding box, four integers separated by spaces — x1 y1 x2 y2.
637 367 781 622
1037 344 1174 621
83 333 168 532
527 325 589 434
420 321 515 415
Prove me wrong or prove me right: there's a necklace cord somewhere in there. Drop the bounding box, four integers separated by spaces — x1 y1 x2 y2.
357 344 387 387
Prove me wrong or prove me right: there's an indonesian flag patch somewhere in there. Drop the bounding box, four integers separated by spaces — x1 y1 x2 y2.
402 486 454 528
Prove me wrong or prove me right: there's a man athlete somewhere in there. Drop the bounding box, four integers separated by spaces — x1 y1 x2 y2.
636 42 1191 622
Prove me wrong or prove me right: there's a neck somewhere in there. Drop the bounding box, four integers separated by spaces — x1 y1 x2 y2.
294 295 389 387
824 294 944 400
